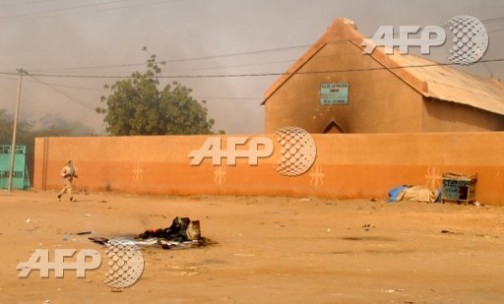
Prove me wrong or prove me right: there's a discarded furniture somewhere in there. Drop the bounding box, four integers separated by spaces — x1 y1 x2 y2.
441 173 477 204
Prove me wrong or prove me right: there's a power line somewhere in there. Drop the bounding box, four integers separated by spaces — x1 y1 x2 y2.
194 96 262 101
6 58 504 79
15 36 425 73
0 0 135 20
489 28 504 34
26 22 504 74
156 59 297 73
0 0 186 24
1 74 107 91
30 29 451 73
481 17 504 24
30 26 434 73
0 73 262 103
29 62 146 73
5 12 504 76
0 0 61 8
29 75 98 111
24 79 106 92
29 44 311 73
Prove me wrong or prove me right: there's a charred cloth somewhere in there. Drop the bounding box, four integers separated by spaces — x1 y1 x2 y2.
89 217 210 250
139 217 200 242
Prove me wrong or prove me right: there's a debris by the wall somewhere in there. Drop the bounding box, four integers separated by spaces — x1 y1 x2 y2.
388 185 439 203
89 217 209 250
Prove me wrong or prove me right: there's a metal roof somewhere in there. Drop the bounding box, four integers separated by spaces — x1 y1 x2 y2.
262 18 504 116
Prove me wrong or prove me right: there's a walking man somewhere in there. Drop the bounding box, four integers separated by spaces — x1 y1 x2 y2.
57 160 78 202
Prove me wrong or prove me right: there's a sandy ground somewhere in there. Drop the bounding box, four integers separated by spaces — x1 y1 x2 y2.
1 191 504 303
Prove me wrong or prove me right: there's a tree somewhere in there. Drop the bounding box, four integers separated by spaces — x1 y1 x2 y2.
97 53 219 136
0 110 12 144
0 109 33 146
37 113 95 136
0 109 95 185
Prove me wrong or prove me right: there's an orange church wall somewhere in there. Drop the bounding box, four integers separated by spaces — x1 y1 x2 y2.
34 132 504 205
264 38 504 134
264 40 424 134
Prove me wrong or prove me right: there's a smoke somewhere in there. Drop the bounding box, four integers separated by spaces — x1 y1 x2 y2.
0 0 501 135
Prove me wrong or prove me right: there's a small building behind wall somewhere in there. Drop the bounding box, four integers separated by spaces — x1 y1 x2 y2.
262 18 504 133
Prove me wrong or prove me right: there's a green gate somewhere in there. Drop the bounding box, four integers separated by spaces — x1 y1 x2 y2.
0 145 31 190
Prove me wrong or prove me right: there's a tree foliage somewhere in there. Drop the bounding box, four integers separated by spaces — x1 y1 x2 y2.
0 109 35 146
0 111 95 146
97 53 219 136
0 110 95 184
37 113 95 136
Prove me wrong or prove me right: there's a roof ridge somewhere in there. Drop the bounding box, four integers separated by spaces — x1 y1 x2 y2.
348 40 429 93
261 18 504 116
262 18 363 105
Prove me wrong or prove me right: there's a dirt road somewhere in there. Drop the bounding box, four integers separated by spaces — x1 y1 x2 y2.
1 190 504 303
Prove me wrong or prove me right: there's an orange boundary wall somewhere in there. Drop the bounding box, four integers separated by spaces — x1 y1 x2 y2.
33 133 504 205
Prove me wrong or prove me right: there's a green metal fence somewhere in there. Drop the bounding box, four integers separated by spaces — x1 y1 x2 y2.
0 145 31 190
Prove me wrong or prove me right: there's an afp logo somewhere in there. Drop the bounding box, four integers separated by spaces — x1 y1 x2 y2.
362 15 488 65
16 238 145 290
189 127 317 176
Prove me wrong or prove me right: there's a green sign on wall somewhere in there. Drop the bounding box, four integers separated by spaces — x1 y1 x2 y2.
320 82 349 105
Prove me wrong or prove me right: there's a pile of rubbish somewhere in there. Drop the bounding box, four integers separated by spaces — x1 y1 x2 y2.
90 217 207 250
137 216 203 249
388 172 478 204
388 185 441 203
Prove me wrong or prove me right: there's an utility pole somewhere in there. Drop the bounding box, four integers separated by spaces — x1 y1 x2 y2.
8 68 26 192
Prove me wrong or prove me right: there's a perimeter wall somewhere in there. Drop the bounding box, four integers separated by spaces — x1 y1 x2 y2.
33 132 504 205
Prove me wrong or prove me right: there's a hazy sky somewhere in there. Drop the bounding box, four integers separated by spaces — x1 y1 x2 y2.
0 0 503 134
